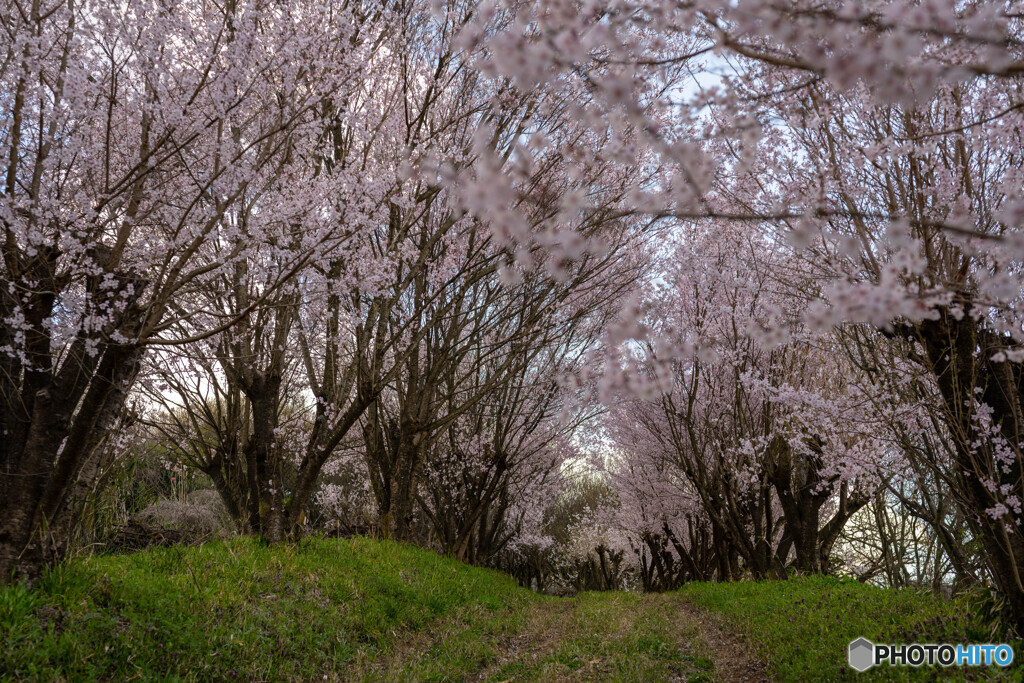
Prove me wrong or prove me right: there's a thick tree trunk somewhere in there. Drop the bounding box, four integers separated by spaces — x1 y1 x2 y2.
48 345 144 554
284 396 370 537
916 311 1024 630
387 433 426 542
765 435 867 575
242 374 285 543
0 339 143 583
206 452 251 533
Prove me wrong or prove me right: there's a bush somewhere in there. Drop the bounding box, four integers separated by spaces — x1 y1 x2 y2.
129 490 233 543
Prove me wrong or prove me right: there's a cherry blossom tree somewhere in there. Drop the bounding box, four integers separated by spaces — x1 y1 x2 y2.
458 0 1024 624
598 443 714 590
62 0 646 553
414 259 629 561
741 69 1024 623
0 0 365 578
602 225 881 579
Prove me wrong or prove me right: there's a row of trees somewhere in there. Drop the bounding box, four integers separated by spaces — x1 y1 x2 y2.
445 0 1024 626
0 0 650 578
4 0 1024 632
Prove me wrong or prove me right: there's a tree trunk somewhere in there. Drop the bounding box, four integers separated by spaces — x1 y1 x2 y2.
916 311 1024 630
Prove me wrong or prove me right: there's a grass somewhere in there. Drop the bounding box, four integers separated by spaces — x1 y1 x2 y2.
0 536 533 682
679 574 1019 681
0 538 714 682
476 592 715 682
2 539 1018 681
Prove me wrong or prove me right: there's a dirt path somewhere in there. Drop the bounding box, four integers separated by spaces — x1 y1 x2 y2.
349 590 769 682
469 599 577 680
674 600 769 682
471 592 769 682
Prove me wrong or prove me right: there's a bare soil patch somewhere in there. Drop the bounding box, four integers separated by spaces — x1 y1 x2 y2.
675 600 770 682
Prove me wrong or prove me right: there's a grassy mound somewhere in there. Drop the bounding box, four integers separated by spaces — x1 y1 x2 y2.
1 537 533 681
680 575 1016 681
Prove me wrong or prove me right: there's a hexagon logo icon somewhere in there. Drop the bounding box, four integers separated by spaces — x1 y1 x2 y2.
849 637 874 672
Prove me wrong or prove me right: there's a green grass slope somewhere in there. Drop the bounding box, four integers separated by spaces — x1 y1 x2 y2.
1 537 535 681
680 575 1018 681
